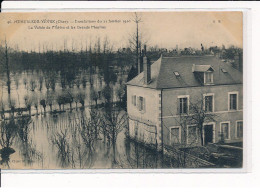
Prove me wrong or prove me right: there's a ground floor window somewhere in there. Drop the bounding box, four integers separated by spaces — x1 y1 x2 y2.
170 127 180 144
220 122 230 140
187 125 198 144
236 121 243 138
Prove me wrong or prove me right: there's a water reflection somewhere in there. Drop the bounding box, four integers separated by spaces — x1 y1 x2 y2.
0 69 183 169
0 108 185 169
0 119 17 167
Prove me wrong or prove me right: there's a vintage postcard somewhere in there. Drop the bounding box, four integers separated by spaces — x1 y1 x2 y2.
0 11 243 170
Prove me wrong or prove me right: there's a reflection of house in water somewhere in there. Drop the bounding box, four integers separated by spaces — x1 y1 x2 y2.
126 49 243 150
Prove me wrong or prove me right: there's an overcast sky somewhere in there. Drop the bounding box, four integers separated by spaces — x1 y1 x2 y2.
0 11 242 51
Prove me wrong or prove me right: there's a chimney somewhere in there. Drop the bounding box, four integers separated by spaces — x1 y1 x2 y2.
138 55 143 74
143 45 151 84
233 54 239 70
239 52 243 72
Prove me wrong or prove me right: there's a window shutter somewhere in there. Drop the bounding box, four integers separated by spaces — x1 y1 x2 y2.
177 98 180 114
137 96 140 110
143 97 146 112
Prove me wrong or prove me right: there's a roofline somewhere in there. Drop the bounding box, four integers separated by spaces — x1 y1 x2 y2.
126 82 243 90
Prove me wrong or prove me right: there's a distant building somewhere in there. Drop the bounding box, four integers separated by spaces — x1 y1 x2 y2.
126 53 243 149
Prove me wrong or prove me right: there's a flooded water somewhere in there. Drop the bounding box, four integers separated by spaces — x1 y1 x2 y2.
0 70 180 169
0 109 179 169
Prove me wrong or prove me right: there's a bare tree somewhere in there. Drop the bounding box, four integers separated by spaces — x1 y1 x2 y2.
0 119 17 149
0 98 4 119
24 95 32 115
163 94 218 167
128 13 148 68
90 86 98 107
45 77 51 90
64 89 74 110
89 108 101 139
29 79 37 92
101 107 127 164
40 98 47 113
116 84 125 104
189 95 217 146
130 13 142 68
23 78 28 89
46 92 54 112
51 129 71 168
76 92 86 108
38 76 43 91
14 76 19 90
32 95 39 115
4 38 11 95
9 98 16 116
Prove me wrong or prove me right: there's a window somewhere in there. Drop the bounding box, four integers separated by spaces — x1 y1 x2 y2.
204 95 213 112
174 71 180 77
229 92 238 110
236 121 243 138
204 72 213 84
178 97 188 114
220 122 230 140
138 96 145 111
132 95 136 106
221 68 227 73
170 127 180 144
187 125 198 144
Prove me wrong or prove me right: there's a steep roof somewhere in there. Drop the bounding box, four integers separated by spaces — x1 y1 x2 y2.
127 55 243 89
192 64 214 72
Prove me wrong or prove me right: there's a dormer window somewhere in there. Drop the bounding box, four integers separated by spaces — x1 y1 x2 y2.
192 64 214 85
204 72 213 84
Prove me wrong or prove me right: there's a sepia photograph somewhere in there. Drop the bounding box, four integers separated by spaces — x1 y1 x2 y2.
0 11 243 169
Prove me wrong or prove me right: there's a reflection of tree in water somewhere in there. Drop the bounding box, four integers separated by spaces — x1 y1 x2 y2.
0 117 43 168
123 139 159 168
15 117 43 166
123 139 180 169
0 119 18 167
51 129 71 168
50 112 99 168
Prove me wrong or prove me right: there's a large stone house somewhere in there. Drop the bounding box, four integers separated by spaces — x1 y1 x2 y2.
126 52 243 149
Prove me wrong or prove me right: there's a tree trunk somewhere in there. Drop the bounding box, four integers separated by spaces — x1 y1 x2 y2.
199 124 204 146
112 131 116 164
5 39 11 95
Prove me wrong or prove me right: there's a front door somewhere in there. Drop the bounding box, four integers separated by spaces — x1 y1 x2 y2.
204 124 213 145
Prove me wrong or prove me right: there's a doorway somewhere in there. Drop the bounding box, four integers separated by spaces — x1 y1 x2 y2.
204 124 214 145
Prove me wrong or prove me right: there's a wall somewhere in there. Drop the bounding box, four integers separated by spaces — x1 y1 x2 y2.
161 84 243 146
127 85 161 146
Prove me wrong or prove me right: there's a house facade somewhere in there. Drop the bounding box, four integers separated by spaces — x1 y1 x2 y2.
127 53 243 149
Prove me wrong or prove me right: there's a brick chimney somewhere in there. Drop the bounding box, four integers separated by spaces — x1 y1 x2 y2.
143 45 151 84
233 53 242 71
